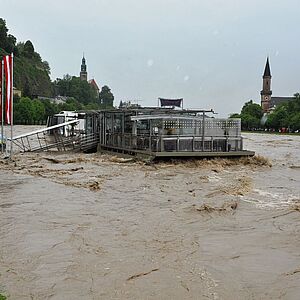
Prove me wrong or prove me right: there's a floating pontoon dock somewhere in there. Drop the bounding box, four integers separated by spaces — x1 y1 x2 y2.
98 107 255 159
9 107 255 158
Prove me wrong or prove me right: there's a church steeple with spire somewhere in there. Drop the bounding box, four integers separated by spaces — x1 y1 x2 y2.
260 57 272 112
80 54 87 81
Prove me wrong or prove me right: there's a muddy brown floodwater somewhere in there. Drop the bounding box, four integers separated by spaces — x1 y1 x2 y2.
0 126 300 299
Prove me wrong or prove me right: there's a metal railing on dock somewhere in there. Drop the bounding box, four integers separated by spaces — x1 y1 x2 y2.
102 133 243 153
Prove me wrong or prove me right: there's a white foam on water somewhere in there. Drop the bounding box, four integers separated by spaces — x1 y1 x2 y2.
242 188 299 209
208 175 221 183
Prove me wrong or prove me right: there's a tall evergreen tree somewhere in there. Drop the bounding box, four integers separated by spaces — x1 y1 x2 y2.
99 85 114 108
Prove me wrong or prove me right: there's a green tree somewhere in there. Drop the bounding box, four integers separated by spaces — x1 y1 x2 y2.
32 99 46 123
289 112 300 131
229 113 240 118
85 102 101 110
0 18 8 48
23 79 32 98
0 18 16 54
23 40 35 58
42 99 60 121
42 60 50 75
238 100 263 130
58 98 83 111
235 94 300 132
241 100 263 120
99 85 114 108
14 97 56 124
14 97 34 124
55 76 98 105
265 103 290 130
242 114 260 130
6 34 17 53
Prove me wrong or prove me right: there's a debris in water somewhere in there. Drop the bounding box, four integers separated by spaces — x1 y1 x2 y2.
226 177 252 196
155 155 271 169
272 211 295 219
289 165 300 169
42 157 61 164
291 201 300 211
109 156 134 163
126 268 159 281
88 181 102 191
285 268 300 276
0 203 14 208
65 157 88 163
230 255 241 259
69 167 84 172
239 155 272 167
180 281 190 292
193 201 238 213
199 175 209 183
272 201 300 219
206 176 252 198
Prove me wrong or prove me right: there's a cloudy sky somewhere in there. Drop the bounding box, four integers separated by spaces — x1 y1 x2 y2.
2 0 300 116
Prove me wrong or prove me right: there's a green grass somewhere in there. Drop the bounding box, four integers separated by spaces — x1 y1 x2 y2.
0 294 7 300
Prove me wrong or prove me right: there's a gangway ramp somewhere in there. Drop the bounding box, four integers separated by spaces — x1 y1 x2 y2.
8 120 81 152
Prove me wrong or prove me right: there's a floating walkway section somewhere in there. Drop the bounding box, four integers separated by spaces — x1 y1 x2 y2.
8 120 98 153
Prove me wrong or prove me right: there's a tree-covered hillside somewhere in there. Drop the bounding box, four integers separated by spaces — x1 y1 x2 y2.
0 18 115 124
0 18 52 97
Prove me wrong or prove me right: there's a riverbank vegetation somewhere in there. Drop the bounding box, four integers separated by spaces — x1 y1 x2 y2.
265 93 300 132
230 100 263 130
0 293 7 300
0 18 114 124
231 95 300 132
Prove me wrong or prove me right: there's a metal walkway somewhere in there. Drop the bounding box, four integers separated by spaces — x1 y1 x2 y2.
7 120 86 152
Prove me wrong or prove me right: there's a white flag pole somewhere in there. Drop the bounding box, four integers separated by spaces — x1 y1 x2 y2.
1 60 4 154
10 53 13 159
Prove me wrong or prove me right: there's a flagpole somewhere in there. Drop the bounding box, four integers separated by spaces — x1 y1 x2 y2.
1 59 4 154
10 53 13 159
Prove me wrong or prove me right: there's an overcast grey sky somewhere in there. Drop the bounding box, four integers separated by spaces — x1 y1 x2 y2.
1 0 300 116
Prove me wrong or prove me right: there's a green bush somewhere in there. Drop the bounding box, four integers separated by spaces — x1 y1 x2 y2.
0 293 7 300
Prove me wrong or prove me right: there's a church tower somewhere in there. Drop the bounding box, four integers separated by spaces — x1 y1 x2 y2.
80 55 87 81
260 57 272 113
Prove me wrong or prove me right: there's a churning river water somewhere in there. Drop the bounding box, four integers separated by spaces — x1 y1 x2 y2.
0 126 300 299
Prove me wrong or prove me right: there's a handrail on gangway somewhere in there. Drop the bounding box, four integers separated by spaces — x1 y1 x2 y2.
8 120 79 141
7 120 80 152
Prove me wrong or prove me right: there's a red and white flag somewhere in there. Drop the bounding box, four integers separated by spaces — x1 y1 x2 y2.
4 54 12 124
0 59 2 123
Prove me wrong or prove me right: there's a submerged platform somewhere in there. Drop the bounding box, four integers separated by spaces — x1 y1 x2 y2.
153 150 255 158
99 145 255 160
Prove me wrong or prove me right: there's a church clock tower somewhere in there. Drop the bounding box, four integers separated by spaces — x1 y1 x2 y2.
260 57 272 113
80 55 88 81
